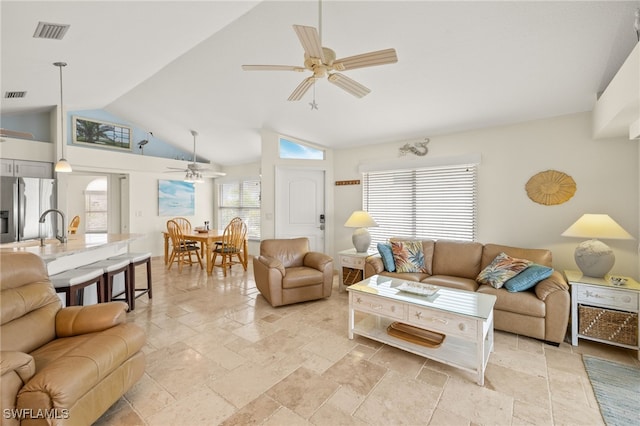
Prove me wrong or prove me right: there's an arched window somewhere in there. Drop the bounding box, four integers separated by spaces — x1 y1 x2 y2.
85 177 107 233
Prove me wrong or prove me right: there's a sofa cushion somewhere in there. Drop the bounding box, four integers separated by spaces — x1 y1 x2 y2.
391 241 428 273
432 240 483 279
477 285 545 318
377 242 396 272
379 271 429 283
422 275 479 292
282 267 325 289
504 264 553 293
476 252 532 289
482 244 552 268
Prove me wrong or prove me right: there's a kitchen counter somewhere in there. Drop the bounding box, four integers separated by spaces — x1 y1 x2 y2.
0 233 145 275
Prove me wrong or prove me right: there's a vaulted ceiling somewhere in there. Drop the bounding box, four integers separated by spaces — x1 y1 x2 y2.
2 1 638 166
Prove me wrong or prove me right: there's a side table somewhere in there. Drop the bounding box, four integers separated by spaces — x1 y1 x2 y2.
565 270 640 359
338 249 373 292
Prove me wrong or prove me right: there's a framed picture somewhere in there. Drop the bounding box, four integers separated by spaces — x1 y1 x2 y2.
72 116 132 151
158 179 195 216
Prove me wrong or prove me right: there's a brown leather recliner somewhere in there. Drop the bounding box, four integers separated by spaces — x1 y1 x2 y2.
253 238 334 307
0 252 146 426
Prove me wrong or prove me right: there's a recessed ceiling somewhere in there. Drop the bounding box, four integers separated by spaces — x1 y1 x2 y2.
1 1 638 166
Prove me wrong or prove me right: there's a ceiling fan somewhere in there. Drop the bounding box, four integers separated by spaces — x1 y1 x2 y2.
242 2 398 101
166 130 225 182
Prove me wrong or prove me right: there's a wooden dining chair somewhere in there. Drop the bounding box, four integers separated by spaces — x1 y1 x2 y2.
68 215 80 234
171 216 198 247
212 217 247 276
166 219 203 272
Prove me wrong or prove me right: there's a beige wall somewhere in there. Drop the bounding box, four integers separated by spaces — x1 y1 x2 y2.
334 111 639 277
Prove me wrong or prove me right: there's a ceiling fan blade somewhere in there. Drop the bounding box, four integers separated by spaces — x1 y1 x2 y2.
288 76 316 101
204 172 226 177
334 48 398 71
242 65 305 72
328 73 371 98
293 25 325 63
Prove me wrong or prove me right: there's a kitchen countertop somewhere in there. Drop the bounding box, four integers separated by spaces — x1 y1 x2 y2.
0 233 145 261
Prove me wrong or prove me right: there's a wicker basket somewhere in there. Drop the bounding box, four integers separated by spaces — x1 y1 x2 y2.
578 305 638 346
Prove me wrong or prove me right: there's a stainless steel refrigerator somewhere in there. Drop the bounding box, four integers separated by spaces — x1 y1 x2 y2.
0 177 56 243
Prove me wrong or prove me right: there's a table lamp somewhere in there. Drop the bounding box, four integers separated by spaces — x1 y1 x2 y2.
344 210 378 253
561 214 634 277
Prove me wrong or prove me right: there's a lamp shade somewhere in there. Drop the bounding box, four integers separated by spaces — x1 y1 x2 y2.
561 214 633 240
344 211 378 228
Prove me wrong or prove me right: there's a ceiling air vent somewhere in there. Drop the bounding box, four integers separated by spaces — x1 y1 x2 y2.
5 91 27 99
33 22 70 40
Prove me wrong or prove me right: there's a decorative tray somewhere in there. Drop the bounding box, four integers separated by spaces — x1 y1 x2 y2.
193 227 209 233
387 322 445 348
397 282 439 296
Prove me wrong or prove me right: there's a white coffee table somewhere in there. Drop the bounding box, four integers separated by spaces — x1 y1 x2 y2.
347 275 497 385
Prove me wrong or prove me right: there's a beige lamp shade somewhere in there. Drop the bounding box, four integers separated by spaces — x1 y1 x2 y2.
344 211 378 228
561 214 633 240
344 211 378 253
561 214 634 278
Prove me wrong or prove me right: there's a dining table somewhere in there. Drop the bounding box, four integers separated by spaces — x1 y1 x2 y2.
162 229 248 275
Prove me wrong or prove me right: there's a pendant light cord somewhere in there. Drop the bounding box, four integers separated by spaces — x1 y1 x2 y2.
54 62 67 161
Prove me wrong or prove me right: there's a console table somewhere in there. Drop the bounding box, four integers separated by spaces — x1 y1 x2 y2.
348 275 496 385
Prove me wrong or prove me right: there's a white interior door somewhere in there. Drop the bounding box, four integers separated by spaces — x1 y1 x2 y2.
275 168 325 252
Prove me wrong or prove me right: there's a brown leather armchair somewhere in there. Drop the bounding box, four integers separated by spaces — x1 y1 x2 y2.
253 238 334 307
0 252 146 426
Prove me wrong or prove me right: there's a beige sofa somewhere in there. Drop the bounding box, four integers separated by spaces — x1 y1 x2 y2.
1 251 146 425
364 239 570 345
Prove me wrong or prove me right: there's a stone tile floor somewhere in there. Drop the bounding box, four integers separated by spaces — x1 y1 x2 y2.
95 257 640 425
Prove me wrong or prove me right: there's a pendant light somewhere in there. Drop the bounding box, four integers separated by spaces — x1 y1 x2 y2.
54 61 72 172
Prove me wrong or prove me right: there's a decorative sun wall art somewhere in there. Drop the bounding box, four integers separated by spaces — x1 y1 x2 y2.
525 170 576 206
158 179 195 216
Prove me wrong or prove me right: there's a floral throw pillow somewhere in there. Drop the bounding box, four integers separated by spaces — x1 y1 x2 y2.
476 252 532 289
391 240 428 273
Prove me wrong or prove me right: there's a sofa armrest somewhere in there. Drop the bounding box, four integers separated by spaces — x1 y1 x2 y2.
1 351 35 383
535 270 569 301
255 255 286 276
364 255 384 278
55 302 128 338
304 252 333 272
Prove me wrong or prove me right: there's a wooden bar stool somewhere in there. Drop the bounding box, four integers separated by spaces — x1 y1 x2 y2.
79 258 132 310
49 267 105 307
108 252 152 311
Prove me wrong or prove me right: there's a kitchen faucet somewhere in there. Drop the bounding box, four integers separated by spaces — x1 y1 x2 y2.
39 209 67 245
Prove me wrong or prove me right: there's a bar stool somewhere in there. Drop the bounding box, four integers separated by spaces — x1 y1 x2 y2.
78 258 131 310
49 267 105 307
108 252 152 311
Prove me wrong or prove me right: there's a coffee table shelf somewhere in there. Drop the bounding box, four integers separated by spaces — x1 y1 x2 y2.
348 275 496 386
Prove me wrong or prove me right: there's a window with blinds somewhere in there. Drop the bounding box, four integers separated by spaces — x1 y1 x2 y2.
218 179 261 240
363 164 477 245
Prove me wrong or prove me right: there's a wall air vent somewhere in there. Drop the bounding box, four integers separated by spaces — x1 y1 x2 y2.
33 22 70 40
4 91 27 99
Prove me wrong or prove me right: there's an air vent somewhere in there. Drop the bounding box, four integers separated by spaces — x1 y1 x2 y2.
33 22 70 40
5 91 27 99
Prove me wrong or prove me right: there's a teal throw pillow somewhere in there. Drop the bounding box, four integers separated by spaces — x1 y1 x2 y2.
377 242 396 272
504 264 553 292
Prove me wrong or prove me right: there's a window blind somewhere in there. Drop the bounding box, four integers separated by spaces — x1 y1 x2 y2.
363 164 477 246
219 179 261 240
